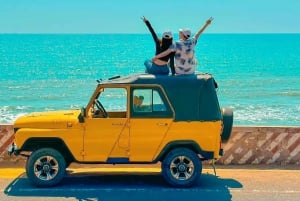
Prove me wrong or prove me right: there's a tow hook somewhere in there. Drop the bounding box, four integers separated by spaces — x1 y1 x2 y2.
8 143 17 156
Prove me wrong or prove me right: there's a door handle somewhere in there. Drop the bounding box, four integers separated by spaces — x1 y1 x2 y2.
112 122 123 126
157 123 168 126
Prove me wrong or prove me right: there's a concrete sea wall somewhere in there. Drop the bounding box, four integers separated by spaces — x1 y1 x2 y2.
1 124 299 165
218 126 300 165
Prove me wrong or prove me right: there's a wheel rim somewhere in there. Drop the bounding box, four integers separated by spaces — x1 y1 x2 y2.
169 155 194 181
33 156 59 181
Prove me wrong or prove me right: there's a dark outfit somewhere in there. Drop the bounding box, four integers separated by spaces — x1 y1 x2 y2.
144 21 175 75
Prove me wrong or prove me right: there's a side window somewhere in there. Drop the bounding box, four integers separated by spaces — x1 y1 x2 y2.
92 88 127 118
100 88 127 112
153 90 166 111
133 89 149 112
132 89 167 113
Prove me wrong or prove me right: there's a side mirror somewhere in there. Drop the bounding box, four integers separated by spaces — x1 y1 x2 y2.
78 107 86 123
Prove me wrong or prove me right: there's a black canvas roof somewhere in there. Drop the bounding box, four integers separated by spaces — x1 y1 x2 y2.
101 74 222 121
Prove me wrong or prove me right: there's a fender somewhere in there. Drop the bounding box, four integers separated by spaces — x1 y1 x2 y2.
154 140 214 162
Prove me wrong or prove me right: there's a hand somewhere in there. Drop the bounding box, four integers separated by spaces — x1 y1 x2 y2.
206 17 214 24
141 16 148 23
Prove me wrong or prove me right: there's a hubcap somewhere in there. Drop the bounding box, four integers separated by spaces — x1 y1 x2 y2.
170 156 194 181
34 156 59 181
178 164 186 172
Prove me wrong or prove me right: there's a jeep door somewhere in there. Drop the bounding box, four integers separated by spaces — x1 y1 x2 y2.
83 87 130 162
129 87 174 162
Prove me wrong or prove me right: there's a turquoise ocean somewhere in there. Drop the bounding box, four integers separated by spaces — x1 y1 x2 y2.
0 34 299 126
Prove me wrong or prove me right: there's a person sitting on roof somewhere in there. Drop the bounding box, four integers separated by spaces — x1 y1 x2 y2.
142 16 175 75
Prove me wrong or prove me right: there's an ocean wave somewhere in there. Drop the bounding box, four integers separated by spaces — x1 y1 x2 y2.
231 104 300 126
8 85 31 90
0 106 28 123
0 104 83 124
278 91 300 97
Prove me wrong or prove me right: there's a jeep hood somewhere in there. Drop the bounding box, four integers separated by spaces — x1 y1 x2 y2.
14 110 81 129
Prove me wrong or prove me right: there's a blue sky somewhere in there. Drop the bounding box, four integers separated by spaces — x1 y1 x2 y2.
0 0 299 34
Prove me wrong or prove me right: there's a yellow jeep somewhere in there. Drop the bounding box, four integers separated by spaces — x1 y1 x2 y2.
8 73 233 187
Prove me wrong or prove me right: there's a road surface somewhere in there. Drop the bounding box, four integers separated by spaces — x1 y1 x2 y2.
0 165 300 201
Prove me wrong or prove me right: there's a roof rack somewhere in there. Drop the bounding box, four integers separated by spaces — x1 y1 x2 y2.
108 75 121 80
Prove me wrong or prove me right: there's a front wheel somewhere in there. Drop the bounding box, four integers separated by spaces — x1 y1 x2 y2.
26 148 66 187
161 148 202 187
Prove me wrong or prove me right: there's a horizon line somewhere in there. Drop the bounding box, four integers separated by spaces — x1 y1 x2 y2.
0 32 299 35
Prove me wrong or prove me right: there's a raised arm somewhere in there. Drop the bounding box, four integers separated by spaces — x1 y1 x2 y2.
141 16 159 42
194 17 214 40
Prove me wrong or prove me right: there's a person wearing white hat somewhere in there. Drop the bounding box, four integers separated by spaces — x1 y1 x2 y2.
142 16 175 75
153 17 213 75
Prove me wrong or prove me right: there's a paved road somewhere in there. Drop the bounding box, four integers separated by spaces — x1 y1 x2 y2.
1 166 300 201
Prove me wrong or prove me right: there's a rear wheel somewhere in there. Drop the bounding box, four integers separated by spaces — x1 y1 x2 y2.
26 148 66 187
161 148 202 187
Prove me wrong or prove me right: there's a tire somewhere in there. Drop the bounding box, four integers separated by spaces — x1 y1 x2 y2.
221 107 233 143
26 148 66 187
161 148 202 187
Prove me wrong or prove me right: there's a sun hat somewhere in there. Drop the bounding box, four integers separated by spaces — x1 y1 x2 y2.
179 28 191 38
162 31 173 39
